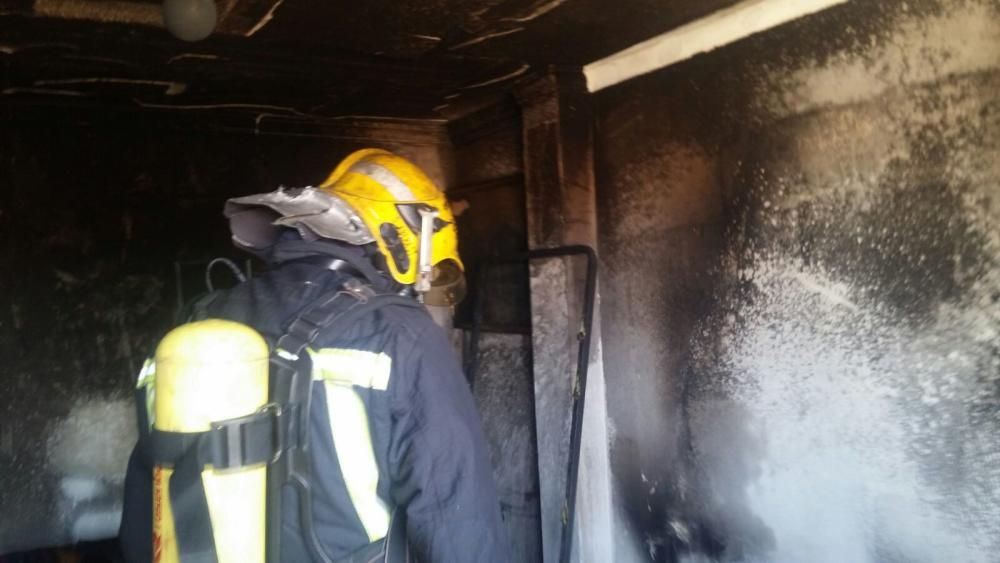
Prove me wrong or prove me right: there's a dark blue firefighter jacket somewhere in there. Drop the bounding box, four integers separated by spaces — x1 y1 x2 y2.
120 244 510 563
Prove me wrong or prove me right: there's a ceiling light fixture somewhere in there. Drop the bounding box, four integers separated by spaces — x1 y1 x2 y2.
162 0 217 42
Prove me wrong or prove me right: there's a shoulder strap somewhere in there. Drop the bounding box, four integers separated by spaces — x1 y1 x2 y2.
274 278 375 360
268 278 421 563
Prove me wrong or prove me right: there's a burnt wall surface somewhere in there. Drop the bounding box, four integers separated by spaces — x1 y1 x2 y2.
594 1 1000 562
0 116 443 554
446 101 543 562
447 99 530 331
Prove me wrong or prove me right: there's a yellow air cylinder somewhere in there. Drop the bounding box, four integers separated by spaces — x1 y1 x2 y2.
152 319 269 563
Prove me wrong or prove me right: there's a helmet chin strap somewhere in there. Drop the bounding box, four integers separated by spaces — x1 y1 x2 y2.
415 208 439 297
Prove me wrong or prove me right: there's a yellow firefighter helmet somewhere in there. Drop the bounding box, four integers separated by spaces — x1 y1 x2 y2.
318 149 462 288
225 149 464 304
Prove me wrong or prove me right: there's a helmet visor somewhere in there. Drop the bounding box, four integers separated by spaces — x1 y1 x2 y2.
225 186 374 248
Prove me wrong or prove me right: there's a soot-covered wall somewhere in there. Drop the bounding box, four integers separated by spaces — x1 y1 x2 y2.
0 117 445 554
594 1 1000 561
446 101 543 563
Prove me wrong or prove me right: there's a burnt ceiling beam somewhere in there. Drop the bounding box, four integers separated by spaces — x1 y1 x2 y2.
33 0 161 27
27 0 288 37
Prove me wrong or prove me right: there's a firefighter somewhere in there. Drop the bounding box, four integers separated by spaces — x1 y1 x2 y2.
121 149 511 563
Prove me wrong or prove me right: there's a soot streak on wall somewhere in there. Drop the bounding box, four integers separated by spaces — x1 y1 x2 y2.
0 117 445 554
594 1 1000 561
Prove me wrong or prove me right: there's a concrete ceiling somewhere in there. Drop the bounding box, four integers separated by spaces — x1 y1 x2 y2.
0 0 741 125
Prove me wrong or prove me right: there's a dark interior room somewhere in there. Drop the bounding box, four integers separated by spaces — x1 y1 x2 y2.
1 0 998 562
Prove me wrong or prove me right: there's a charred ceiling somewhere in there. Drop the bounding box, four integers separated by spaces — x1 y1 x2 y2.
0 0 742 128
